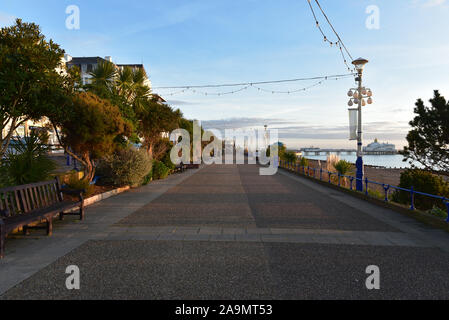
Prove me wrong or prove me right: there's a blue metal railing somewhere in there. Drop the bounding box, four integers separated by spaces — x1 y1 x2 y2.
279 160 449 222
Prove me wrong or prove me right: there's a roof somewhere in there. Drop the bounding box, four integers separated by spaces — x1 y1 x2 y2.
116 64 144 68
116 64 148 76
66 57 107 65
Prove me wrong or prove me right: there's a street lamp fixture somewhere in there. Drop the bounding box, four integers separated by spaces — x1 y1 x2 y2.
346 57 372 191
352 57 369 74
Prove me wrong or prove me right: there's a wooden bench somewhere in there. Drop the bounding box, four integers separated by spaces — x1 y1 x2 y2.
0 178 84 258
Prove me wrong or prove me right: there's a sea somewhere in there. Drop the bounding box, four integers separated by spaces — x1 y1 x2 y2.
304 154 420 169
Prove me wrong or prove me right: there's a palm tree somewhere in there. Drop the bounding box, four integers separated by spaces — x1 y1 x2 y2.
116 66 133 97
88 60 117 96
115 66 151 109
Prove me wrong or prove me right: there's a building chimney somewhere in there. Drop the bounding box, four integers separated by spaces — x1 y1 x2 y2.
105 56 112 62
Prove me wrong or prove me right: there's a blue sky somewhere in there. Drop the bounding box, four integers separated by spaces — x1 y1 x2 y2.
1 0 449 149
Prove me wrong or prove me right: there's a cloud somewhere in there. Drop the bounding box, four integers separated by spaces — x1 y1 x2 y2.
412 0 448 7
119 1 218 37
0 12 16 27
200 117 409 142
165 99 200 106
202 117 297 130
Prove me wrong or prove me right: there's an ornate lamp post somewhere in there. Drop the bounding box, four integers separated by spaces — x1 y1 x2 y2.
347 58 373 191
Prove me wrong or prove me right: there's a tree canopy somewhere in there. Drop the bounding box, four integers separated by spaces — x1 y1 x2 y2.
403 90 449 174
0 19 65 158
58 92 132 181
137 98 182 159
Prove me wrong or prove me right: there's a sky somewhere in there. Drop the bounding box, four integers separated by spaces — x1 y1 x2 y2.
1 0 449 150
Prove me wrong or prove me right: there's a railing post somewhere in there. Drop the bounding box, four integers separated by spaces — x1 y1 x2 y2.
349 177 354 190
410 186 415 210
383 184 390 202
365 178 369 196
443 198 449 223
338 173 341 187
320 168 322 181
328 172 331 183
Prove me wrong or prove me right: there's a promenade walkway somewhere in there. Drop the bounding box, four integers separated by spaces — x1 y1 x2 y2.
1 164 449 299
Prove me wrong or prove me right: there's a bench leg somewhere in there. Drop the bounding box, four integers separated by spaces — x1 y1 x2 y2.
79 206 85 221
0 220 5 259
46 218 53 236
59 211 64 221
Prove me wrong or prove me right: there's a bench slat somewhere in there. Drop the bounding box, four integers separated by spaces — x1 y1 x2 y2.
28 188 36 209
40 185 49 207
48 184 57 205
6 193 15 216
19 189 28 213
35 186 44 209
0 180 59 193
50 184 58 204
14 191 21 215
26 188 33 212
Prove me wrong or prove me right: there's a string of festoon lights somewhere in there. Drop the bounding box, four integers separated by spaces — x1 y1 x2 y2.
154 73 356 97
307 0 355 73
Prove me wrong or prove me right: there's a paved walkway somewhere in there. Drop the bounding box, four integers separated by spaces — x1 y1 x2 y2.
1 164 449 299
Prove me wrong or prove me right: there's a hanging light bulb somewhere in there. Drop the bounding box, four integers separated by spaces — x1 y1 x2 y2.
362 99 366 106
367 90 373 97
353 91 359 99
353 98 359 104
367 97 373 104
348 100 353 107
347 90 353 97
362 88 367 95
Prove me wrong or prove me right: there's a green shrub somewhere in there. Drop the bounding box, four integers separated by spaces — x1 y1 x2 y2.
428 205 448 219
97 147 152 187
152 160 170 180
142 170 152 185
299 157 309 167
161 150 175 171
391 169 449 210
66 175 94 197
368 189 384 200
0 132 56 186
282 151 297 163
334 160 353 176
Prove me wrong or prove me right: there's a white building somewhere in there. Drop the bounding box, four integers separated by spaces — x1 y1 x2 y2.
64 55 152 89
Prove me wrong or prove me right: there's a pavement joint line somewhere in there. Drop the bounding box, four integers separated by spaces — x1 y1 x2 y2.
278 168 449 251
0 167 202 295
2 164 448 299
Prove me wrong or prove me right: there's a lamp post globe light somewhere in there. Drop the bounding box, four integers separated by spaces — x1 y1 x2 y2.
349 57 370 192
